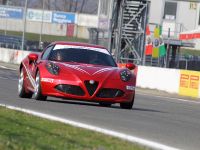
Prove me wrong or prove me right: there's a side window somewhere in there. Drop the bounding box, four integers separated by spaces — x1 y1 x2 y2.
41 45 54 60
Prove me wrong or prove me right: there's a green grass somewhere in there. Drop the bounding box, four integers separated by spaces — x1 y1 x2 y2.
0 30 88 43
0 106 146 150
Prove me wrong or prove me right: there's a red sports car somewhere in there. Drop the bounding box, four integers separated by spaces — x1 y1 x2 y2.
18 42 136 109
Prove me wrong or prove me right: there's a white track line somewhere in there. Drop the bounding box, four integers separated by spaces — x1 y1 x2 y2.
137 92 200 104
0 65 17 71
0 103 180 150
0 76 17 81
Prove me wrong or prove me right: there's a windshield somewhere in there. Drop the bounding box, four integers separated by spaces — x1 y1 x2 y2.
48 48 117 67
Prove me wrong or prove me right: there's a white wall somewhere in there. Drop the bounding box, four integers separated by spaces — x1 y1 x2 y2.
0 48 31 64
136 66 180 94
177 2 197 31
0 19 68 36
77 14 98 28
0 19 23 31
0 13 98 39
76 26 89 39
149 0 164 24
32 21 67 36
196 3 200 29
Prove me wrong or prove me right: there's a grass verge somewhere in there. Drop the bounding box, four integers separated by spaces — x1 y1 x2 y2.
0 106 145 150
0 30 88 43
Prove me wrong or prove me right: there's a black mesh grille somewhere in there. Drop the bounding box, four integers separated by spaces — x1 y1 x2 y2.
84 80 99 96
96 88 124 98
55 84 85 96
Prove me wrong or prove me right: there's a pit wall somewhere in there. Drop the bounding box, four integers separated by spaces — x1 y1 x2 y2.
1 48 200 99
0 48 31 64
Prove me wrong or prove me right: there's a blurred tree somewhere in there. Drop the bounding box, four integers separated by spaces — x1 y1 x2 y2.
2 0 7 4
75 0 78 12
80 0 86 12
0 0 98 14
45 0 51 10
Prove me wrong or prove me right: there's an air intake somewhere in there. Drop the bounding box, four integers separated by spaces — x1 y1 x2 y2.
84 80 99 96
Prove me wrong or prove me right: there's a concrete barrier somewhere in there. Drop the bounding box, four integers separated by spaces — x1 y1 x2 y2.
1 48 200 98
0 48 31 64
136 66 180 94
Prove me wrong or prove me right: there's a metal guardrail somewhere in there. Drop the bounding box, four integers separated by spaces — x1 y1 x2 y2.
144 54 200 71
0 34 22 49
119 54 200 71
0 34 50 51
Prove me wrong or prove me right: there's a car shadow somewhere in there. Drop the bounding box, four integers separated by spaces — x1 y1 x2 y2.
46 98 166 113
132 107 166 113
47 98 100 107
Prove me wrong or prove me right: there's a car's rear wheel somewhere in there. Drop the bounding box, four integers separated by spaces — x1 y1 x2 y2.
18 68 32 98
99 102 112 107
120 95 135 109
33 71 47 101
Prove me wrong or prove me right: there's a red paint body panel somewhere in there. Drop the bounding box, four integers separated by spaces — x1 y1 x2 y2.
20 42 136 104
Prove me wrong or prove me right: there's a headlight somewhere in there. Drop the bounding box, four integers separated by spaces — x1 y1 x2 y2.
120 70 132 82
46 62 60 75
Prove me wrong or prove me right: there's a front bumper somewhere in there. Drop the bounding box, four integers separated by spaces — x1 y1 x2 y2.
41 77 135 103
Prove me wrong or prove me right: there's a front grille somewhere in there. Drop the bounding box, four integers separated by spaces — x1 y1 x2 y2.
96 88 124 98
84 80 99 96
55 84 85 96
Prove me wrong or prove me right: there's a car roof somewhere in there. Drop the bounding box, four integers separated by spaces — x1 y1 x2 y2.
51 41 107 50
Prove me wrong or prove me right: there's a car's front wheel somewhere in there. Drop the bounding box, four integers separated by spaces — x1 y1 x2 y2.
18 68 32 98
120 95 135 109
33 71 47 101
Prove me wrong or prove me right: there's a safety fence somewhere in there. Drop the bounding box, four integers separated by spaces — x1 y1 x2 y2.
145 54 200 71
0 35 51 51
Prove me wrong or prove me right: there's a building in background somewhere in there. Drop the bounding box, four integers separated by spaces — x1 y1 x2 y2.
150 0 199 37
0 0 99 14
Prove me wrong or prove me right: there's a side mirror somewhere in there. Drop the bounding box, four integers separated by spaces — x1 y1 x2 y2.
126 63 136 70
28 53 38 62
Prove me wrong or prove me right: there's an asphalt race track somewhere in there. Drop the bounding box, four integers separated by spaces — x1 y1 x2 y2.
0 67 200 150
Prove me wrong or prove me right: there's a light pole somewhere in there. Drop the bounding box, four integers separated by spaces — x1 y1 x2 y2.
5 1 8 36
39 0 45 49
4 0 11 35
21 0 28 50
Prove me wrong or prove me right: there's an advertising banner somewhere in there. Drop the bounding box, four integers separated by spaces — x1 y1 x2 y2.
179 70 200 98
27 9 52 23
0 6 23 19
52 12 75 24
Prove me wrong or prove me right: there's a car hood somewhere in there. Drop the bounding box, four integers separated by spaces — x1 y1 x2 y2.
56 62 121 80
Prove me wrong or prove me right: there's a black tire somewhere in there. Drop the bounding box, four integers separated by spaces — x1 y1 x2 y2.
120 95 135 109
99 102 112 107
18 68 32 98
33 71 47 101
